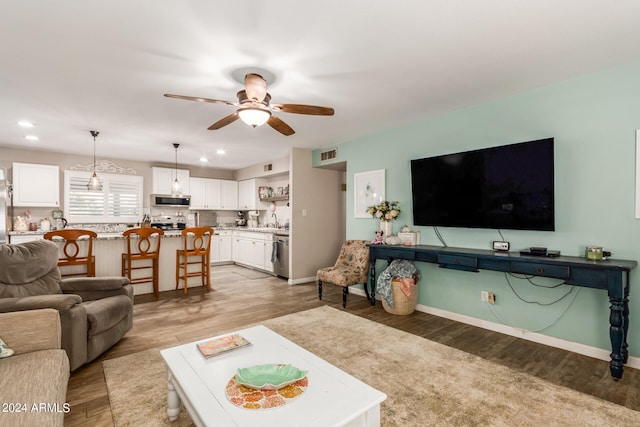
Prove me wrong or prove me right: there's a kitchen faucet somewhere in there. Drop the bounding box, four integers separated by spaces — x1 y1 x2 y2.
272 213 279 228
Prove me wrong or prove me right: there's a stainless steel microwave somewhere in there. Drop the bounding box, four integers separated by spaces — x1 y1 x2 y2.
151 194 191 207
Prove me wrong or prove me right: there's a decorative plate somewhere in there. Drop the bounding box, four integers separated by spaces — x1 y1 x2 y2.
236 364 308 390
225 374 308 410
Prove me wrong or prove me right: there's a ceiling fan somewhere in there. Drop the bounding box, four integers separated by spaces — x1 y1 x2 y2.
164 73 334 136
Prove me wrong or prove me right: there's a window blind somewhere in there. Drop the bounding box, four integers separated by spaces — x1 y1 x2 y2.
64 171 143 223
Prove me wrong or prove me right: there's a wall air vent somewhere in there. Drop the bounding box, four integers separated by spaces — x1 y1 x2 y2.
264 163 273 172
320 148 337 162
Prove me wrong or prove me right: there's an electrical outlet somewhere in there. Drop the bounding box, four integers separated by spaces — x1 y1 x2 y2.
488 292 496 304
481 291 489 302
492 241 510 251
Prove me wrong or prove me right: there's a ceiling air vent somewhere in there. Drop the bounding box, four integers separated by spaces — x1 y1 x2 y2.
264 163 273 172
320 148 337 162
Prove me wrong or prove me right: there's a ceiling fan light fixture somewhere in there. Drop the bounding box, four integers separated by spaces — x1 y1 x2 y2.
238 107 271 127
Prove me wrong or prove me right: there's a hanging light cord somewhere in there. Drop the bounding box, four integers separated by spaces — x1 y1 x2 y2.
93 134 97 170
91 130 99 172
174 143 179 171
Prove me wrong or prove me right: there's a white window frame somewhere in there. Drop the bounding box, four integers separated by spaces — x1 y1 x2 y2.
64 170 143 223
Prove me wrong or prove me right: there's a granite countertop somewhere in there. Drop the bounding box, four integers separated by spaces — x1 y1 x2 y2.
212 226 289 235
8 230 46 235
8 230 184 240
9 228 289 239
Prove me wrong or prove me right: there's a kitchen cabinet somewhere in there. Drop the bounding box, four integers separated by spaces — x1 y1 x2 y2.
220 180 238 210
232 233 251 265
189 178 221 210
211 234 220 263
238 178 266 210
218 230 233 262
232 231 273 272
152 167 190 195
12 162 60 207
264 237 275 273
190 179 237 210
211 230 233 263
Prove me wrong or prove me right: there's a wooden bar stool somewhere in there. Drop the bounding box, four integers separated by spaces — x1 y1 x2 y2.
176 226 214 295
121 227 164 297
44 229 98 277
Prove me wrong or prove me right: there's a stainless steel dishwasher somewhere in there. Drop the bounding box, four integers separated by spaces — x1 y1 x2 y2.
274 234 289 278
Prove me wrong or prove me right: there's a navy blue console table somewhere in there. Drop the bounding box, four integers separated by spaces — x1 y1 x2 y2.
368 244 637 379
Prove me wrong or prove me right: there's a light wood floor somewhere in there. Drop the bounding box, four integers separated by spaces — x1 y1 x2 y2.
65 265 640 426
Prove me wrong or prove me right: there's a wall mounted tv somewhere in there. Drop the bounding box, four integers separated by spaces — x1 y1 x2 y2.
410 138 554 231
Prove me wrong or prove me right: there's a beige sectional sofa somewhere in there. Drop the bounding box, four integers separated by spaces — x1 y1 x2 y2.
0 309 70 427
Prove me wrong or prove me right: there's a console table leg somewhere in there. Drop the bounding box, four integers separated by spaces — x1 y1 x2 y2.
368 258 376 306
622 280 630 364
167 374 181 421
608 291 625 379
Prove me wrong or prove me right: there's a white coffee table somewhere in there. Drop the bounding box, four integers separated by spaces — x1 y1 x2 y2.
160 325 386 427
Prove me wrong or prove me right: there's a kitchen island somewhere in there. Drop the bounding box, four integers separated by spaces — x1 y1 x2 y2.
8 227 287 295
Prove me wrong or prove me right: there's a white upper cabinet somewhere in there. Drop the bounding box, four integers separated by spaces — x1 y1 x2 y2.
190 178 238 211
12 162 60 207
152 167 190 195
220 180 238 210
238 179 266 210
189 177 221 210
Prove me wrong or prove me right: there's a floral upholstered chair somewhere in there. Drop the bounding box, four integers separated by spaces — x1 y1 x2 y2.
317 240 370 308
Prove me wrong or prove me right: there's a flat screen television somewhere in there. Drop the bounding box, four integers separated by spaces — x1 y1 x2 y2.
410 138 554 231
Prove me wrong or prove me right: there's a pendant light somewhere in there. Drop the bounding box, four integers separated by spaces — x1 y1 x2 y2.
171 143 181 196
87 131 103 191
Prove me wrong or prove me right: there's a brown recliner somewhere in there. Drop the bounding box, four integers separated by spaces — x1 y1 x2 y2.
0 240 133 371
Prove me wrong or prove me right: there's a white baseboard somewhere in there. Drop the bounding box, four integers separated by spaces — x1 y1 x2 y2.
349 287 640 370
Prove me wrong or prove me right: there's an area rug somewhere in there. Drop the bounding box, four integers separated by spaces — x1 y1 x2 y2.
104 306 640 426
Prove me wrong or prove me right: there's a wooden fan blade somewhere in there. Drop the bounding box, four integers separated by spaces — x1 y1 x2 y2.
271 103 335 116
208 112 239 130
267 115 295 136
244 74 267 102
164 94 236 106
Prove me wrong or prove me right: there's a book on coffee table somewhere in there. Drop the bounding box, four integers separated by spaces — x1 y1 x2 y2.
197 334 252 358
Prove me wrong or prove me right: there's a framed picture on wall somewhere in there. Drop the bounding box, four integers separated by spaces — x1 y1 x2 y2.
354 169 385 218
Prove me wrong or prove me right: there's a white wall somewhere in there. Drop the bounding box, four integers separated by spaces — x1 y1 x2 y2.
290 147 345 282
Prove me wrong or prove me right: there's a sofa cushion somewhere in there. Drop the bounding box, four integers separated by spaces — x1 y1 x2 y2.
0 349 69 426
318 266 368 286
0 240 62 297
82 295 133 336
0 294 82 315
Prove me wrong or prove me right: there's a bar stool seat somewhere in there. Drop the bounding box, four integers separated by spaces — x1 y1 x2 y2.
44 229 97 277
176 226 214 295
121 227 163 297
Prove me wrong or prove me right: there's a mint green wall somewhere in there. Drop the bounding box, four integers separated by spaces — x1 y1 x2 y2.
317 60 640 355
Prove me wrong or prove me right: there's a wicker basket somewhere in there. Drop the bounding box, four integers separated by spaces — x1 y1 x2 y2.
382 277 418 315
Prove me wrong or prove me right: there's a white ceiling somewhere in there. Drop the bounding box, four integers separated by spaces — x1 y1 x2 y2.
2 1 640 170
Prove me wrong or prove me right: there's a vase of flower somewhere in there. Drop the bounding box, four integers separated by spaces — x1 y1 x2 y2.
368 201 401 238
379 220 393 238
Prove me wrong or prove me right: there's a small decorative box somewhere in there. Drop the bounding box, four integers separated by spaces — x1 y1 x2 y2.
397 231 420 246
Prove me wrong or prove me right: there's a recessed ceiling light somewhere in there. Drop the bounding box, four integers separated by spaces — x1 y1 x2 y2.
25 135 39 141
17 120 34 128
199 157 208 162
217 149 226 155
